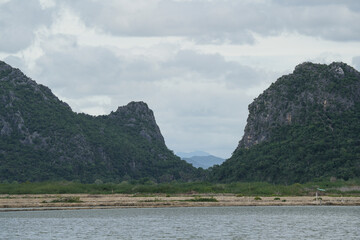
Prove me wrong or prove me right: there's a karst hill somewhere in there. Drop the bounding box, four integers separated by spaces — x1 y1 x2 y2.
0 61 200 183
211 62 360 184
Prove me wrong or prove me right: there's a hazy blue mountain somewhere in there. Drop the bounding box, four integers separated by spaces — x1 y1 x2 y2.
176 151 210 158
183 155 225 169
176 151 224 169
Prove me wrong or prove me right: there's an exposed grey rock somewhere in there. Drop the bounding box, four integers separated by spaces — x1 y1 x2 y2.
111 101 165 144
140 129 152 142
13 111 29 135
237 62 360 149
0 61 71 110
0 119 12 136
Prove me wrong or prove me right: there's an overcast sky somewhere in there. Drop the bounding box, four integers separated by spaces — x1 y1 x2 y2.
1 0 360 158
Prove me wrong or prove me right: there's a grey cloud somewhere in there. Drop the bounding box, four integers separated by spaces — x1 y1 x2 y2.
1 0 359 53
274 0 360 10
60 0 265 43
34 39 266 102
60 0 360 43
33 36 172 98
35 36 124 96
164 50 230 78
0 0 54 52
164 50 267 87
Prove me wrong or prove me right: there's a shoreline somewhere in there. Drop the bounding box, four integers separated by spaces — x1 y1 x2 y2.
1 194 359 212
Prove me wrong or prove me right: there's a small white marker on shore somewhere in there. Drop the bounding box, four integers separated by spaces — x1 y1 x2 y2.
316 188 325 205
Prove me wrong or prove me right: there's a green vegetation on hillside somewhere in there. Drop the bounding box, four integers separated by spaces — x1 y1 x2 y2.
211 103 360 183
0 61 202 183
2 61 360 185
0 179 359 196
211 62 360 184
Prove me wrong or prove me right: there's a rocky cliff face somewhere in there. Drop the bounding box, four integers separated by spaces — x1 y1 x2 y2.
211 62 360 183
0 61 199 183
238 62 360 149
0 61 71 109
110 101 165 144
0 61 70 146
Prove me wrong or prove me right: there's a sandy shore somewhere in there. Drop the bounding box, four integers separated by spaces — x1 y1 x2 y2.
0 194 359 211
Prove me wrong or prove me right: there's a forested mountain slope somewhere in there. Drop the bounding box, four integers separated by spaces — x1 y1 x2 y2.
211 62 360 184
0 61 200 183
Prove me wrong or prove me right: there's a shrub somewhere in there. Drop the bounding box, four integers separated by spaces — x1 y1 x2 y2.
49 196 82 203
186 197 218 202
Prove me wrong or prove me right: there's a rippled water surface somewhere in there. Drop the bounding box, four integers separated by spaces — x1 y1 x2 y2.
1 206 359 239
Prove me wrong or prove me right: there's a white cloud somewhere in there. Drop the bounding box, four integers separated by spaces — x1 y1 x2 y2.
39 0 56 9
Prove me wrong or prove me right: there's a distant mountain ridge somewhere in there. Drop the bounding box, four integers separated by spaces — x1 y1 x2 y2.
0 61 201 183
177 151 225 169
211 62 360 183
183 155 225 169
176 151 210 158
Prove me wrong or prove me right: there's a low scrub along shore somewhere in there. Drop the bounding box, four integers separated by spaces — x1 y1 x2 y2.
0 180 359 211
0 194 359 211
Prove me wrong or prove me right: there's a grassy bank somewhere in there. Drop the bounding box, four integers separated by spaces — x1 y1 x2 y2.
0 179 359 196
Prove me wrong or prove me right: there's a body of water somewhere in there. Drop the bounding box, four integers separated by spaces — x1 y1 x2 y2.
0 206 359 239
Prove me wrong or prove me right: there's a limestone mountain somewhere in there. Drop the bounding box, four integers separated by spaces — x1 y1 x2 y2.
211 62 360 183
0 61 200 183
